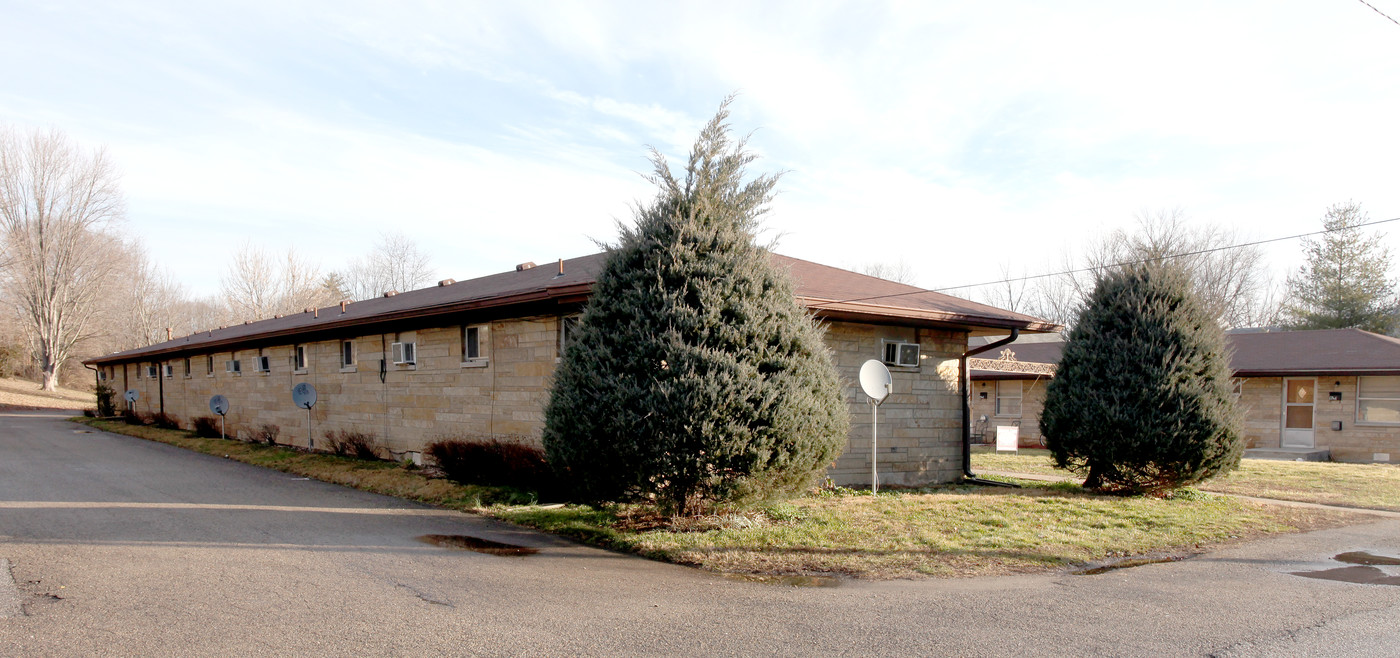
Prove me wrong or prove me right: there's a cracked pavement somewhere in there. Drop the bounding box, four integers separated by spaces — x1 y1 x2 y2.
1 410 1398 656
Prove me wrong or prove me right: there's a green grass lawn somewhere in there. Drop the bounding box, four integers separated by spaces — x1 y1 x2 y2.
79 418 1368 580
972 447 1400 513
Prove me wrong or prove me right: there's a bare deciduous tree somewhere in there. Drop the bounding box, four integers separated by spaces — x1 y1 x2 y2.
221 242 338 322
0 127 126 390
110 242 191 350
343 232 435 301
860 260 917 285
978 209 1277 330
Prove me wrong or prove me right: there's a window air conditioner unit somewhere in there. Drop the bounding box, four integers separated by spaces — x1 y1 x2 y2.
883 341 920 367
252 356 269 372
391 342 416 365
227 360 241 373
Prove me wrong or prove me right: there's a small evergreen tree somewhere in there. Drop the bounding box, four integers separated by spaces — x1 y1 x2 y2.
543 100 849 515
1040 263 1242 493
1283 201 1398 334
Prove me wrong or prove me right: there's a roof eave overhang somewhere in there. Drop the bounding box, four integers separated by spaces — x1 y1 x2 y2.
801 298 1059 334
86 283 594 366
1234 369 1400 378
86 287 1060 365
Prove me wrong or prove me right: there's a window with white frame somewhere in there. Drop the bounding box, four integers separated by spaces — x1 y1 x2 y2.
995 380 1022 416
162 364 173 378
1357 376 1400 424
341 340 355 368
1231 378 1244 401
390 341 416 365
558 315 580 357
147 364 158 379
294 344 307 371
462 325 487 365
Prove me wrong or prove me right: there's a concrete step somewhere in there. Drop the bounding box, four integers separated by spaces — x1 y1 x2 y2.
1244 447 1331 462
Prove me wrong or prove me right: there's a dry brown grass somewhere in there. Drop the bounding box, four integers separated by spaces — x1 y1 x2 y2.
0 376 92 410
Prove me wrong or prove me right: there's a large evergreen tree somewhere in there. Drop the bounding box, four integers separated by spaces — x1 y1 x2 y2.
1040 263 1243 493
543 100 849 515
1283 201 1398 334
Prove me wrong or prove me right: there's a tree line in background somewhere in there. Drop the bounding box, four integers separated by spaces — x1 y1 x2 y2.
4 123 1397 392
969 203 1397 335
0 126 437 390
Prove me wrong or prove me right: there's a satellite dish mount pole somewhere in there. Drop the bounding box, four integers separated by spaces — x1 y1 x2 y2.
858 360 893 496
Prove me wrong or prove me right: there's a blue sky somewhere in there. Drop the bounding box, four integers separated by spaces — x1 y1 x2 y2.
3 1 1399 298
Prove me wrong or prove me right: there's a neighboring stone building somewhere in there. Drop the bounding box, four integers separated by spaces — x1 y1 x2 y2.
968 334 1062 448
87 253 1056 487
968 328 1400 463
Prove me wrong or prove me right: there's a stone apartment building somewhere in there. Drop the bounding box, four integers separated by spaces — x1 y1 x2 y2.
968 329 1400 463
87 252 1057 487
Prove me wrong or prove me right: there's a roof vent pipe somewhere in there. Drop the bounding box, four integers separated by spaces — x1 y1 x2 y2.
555 258 564 278
340 300 347 313
166 327 172 341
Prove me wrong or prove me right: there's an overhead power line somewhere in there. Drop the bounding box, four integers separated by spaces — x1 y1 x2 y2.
810 215 1400 309
1357 0 1400 27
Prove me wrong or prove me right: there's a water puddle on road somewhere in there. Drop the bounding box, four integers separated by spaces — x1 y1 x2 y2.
1291 552 1400 586
720 573 841 588
416 534 538 556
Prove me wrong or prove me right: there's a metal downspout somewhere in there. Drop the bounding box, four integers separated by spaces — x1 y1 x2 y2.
961 328 1020 487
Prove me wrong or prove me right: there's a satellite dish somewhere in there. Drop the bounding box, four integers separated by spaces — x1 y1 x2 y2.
124 389 139 403
209 395 229 416
292 383 317 410
858 359 892 404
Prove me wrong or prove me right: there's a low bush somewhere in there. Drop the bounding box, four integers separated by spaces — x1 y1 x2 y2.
192 415 223 438
325 429 382 460
94 384 116 417
425 436 551 491
121 409 147 425
82 408 97 418
252 423 281 446
151 412 181 430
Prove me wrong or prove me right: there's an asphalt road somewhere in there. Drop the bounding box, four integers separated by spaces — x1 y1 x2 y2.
1 410 1398 657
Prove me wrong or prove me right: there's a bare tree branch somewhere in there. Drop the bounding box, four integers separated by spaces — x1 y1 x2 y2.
0 126 126 390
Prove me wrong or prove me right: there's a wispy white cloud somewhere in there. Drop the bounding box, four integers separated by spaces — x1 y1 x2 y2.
3 0 1399 300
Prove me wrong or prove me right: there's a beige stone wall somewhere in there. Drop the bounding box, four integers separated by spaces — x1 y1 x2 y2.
114 317 565 459
1239 376 1398 463
825 322 965 487
108 316 976 485
969 377 1049 448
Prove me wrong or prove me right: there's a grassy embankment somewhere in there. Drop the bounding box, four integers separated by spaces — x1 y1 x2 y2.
77 418 1366 579
973 447 1400 512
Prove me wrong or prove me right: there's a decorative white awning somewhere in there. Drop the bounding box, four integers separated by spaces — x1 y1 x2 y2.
968 348 1057 376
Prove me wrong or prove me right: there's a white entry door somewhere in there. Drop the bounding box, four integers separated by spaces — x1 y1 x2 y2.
1281 378 1315 448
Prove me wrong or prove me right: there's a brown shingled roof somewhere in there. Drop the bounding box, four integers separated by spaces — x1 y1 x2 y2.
968 328 1400 379
88 252 1058 365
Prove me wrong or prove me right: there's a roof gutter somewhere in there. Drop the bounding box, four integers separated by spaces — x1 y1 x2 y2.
960 328 1021 487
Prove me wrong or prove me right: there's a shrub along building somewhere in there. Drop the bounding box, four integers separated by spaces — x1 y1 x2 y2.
969 328 1400 463
87 253 1056 487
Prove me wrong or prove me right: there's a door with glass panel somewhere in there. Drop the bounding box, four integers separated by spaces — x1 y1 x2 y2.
1281 378 1315 448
